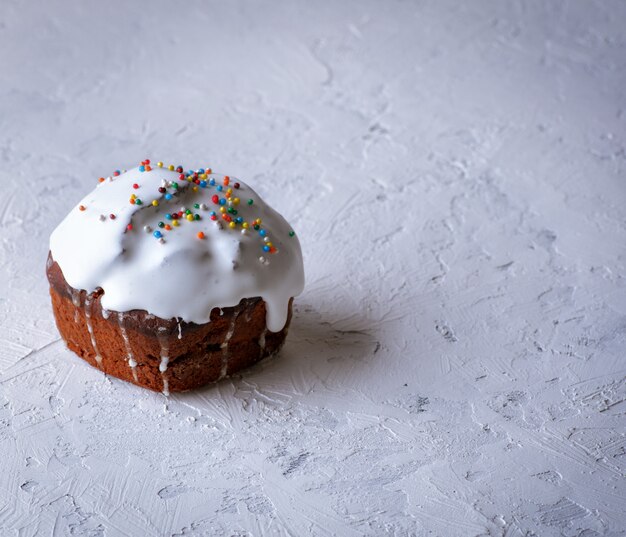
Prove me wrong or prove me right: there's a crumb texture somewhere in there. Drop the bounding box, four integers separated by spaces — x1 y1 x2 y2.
1 1 625 535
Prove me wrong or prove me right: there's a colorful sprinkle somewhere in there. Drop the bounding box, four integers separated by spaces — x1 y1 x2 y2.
247 199 254 205
98 177 105 183
153 230 162 238
158 222 165 228
110 214 116 220
133 183 139 189
289 231 295 237
79 205 86 211
152 200 159 207
197 231 205 239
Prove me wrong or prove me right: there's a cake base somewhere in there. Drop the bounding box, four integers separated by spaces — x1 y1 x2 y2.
47 254 292 393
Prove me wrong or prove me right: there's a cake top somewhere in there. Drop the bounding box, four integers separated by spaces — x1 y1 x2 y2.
49 160 304 332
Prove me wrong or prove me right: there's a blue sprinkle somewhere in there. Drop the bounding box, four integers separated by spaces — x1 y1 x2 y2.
235 217 243 223
200 180 207 188
165 193 173 200
198 168 205 174
263 245 270 252
216 185 223 192
259 229 267 237
139 165 145 172
209 178 215 186
165 213 172 220
153 231 162 238
209 211 216 217
219 198 226 205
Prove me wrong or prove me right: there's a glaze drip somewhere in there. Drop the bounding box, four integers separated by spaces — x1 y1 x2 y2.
49 164 304 332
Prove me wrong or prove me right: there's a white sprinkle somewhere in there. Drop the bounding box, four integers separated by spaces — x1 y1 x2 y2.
99 214 106 221
241 229 248 235
159 238 166 244
144 225 152 232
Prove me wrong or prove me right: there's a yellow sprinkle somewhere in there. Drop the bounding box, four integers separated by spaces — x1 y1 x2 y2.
242 222 249 229
227 188 232 195
131 193 137 199
256 218 262 224
157 161 163 168
233 197 240 205
152 200 158 207
200 174 207 180
186 214 194 221
168 165 174 171
172 219 179 227
220 206 226 213
192 186 198 192
229 221 236 229
267 242 273 247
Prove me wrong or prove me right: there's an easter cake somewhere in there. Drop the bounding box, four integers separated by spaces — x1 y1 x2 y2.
47 160 304 394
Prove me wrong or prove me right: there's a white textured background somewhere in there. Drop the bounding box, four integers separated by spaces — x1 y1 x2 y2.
1 1 625 536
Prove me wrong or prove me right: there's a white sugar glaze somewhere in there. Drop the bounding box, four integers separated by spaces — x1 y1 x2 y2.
50 165 304 332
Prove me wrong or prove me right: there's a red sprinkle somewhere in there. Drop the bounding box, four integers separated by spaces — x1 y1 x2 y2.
144 159 150 165
211 194 219 204
109 214 116 220
158 187 166 194
179 173 185 181
133 183 139 189
234 182 240 189
210 214 217 221
126 224 133 231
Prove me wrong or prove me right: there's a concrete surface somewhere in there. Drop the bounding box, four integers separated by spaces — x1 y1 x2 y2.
0 1 625 535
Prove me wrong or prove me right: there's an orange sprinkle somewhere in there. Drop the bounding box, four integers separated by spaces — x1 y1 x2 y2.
129 198 135 204
197 231 205 239
79 205 86 211
223 176 230 186
164 224 172 230
98 177 105 183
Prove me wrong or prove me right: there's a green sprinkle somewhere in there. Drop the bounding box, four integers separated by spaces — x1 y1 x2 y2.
289 231 295 237
247 199 254 205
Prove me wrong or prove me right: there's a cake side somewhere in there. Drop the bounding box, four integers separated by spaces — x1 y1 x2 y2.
47 253 292 393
